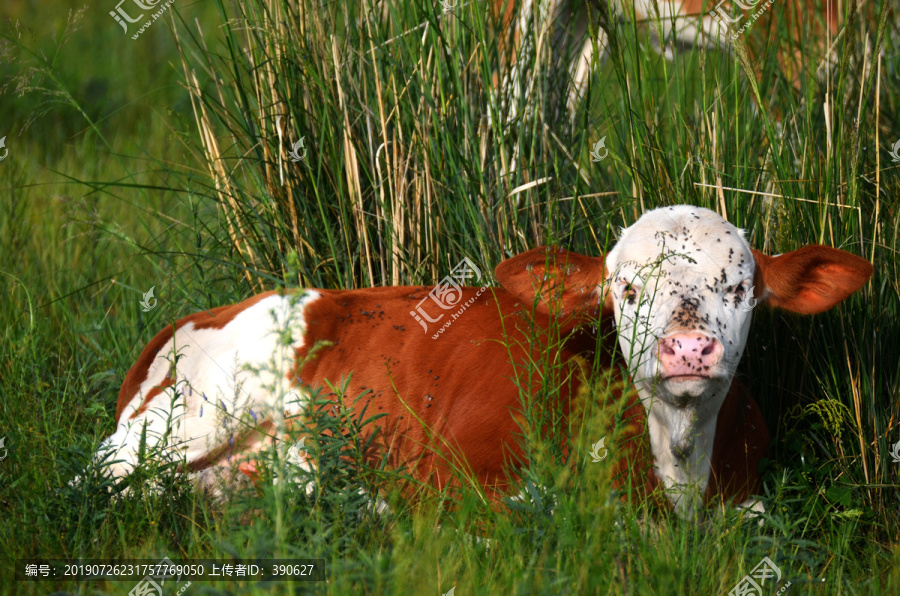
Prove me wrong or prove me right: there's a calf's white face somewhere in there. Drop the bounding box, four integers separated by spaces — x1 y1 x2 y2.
605 206 757 514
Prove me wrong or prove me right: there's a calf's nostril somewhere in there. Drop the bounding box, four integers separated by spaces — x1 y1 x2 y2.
701 343 716 356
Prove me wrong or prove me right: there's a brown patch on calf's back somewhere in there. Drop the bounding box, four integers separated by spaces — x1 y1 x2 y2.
293 285 597 496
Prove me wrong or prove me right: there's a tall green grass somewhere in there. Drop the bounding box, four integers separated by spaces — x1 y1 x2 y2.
1 0 899 593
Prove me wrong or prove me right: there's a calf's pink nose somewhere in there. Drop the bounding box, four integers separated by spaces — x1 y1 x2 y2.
657 333 723 377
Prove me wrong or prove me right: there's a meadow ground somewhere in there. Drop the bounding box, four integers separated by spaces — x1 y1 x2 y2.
1 0 899 594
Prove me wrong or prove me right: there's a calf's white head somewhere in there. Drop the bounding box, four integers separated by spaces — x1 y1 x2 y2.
497 205 872 515
606 206 754 408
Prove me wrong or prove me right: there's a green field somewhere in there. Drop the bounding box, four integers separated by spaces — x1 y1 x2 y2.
1 0 899 593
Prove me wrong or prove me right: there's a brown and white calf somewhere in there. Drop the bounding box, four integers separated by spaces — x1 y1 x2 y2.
92 205 871 516
495 0 841 116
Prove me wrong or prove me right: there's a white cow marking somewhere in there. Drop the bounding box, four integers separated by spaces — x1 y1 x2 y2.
95 292 320 489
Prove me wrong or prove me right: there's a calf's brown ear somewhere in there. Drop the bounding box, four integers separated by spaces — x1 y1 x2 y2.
494 246 612 323
751 245 873 315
